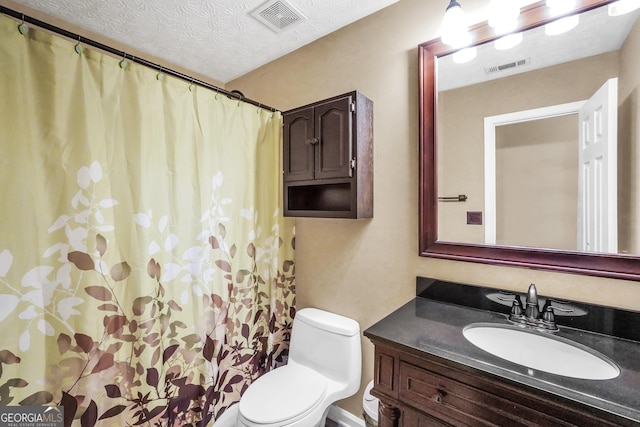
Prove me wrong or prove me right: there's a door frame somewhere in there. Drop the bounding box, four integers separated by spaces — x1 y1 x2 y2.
483 100 586 245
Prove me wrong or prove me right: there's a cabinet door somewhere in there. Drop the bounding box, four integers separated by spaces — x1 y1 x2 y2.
283 107 315 182
314 95 353 180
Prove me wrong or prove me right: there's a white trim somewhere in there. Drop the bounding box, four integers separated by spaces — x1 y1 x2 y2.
327 405 366 427
483 101 587 245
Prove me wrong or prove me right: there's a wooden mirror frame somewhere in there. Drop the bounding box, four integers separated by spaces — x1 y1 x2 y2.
419 0 640 281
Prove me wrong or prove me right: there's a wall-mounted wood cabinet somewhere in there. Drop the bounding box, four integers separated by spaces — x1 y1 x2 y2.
283 91 373 218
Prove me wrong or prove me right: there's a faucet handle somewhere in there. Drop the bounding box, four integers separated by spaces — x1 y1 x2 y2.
510 298 523 317
542 305 558 331
543 306 555 323
508 298 527 324
545 299 575 314
514 294 523 306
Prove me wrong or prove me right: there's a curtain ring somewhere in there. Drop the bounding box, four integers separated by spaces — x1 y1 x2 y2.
18 14 29 35
74 35 84 55
119 52 128 69
257 103 261 114
157 67 164 81
189 78 196 92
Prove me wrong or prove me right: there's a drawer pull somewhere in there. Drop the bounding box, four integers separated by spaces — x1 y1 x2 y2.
432 390 445 403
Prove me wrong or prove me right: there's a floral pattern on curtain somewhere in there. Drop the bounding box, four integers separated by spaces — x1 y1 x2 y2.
0 13 295 426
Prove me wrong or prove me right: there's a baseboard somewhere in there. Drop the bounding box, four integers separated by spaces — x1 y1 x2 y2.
212 402 366 427
327 405 366 427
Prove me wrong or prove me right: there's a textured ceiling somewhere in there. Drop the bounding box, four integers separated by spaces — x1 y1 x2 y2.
6 0 399 83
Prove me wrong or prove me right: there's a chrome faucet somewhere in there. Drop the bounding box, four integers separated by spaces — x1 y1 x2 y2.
525 283 540 321
509 283 558 331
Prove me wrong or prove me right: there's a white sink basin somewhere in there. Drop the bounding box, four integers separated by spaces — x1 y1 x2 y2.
463 323 620 380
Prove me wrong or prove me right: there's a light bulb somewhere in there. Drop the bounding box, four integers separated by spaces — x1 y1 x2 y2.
608 0 640 16
441 0 472 48
488 0 521 35
545 14 579 35
452 47 477 64
494 32 523 50
546 0 577 16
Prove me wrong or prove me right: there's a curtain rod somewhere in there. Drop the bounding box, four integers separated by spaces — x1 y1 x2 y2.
0 5 278 113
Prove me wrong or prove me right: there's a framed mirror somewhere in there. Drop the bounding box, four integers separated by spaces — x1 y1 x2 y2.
419 0 640 280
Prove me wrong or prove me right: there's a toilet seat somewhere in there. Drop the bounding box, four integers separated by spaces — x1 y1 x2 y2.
239 364 327 425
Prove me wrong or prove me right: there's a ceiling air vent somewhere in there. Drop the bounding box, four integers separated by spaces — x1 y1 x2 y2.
485 57 531 75
251 0 307 33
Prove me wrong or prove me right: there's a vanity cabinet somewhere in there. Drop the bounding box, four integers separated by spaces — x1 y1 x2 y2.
370 341 632 427
282 91 373 218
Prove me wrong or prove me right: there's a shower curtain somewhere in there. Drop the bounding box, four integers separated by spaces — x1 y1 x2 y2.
0 13 295 426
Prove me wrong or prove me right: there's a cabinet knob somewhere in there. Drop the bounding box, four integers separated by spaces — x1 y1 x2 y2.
432 390 445 404
306 137 319 145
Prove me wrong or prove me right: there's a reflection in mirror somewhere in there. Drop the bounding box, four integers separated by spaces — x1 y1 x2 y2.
494 114 579 250
419 0 640 280
436 2 640 255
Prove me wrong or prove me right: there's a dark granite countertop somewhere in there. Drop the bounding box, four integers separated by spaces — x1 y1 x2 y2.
364 279 640 424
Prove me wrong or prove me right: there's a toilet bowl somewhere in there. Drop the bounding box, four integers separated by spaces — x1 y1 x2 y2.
236 308 361 427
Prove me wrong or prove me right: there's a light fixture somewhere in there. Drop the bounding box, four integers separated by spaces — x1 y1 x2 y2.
452 46 477 63
608 0 640 16
441 0 472 48
494 32 523 50
545 14 579 35
488 0 521 35
546 0 577 16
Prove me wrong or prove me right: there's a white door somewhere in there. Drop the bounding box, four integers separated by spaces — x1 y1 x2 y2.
577 78 618 253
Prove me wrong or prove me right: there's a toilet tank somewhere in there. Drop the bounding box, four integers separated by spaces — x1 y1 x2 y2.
289 308 361 393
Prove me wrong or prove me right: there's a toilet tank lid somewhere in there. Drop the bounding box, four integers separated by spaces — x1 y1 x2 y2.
296 308 360 337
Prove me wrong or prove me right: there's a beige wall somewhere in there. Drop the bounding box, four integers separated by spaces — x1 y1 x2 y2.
618 16 640 254
231 0 640 417
496 115 578 250
437 52 618 244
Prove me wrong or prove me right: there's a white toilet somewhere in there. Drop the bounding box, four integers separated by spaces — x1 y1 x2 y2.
236 308 361 427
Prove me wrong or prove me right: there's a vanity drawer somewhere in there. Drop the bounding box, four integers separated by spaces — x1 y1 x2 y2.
399 361 536 426
398 360 618 427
